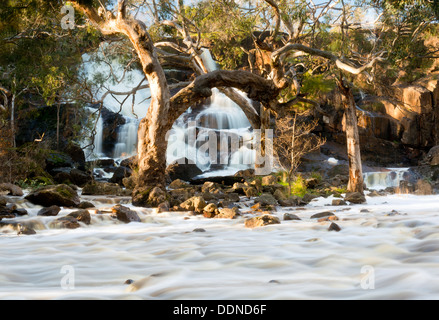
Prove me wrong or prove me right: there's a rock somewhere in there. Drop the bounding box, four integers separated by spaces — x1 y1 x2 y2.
245 214 281 228
278 198 298 207
45 151 74 173
305 178 319 189
328 222 341 232
0 196 7 207
415 179 433 195
193 228 206 232
203 203 218 217
0 183 23 196
82 181 129 196
234 169 255 178
216 207 239 219
318 215 339 222
64 142 86 170
426 146 439 166
25 184 80 207
244 186 258 197
225 192 240 202
273 189 287 201
344 192 366 204
254 193 278 206
332 199 347 206
283 213 301 221
67 209 91 225
110 166 132 185
165 157 203 181
111 205 141 223
17 224 36 235
201 181 221 193
78 201 95 209
0 208 15 220
70 169 93 187
13 208 28 216
50 216 81 229
262 175 277 185
169 179 190 189
179 196 206 213
37 205 61 216
147 187 168 207
157 201 170 213
310 211 335 219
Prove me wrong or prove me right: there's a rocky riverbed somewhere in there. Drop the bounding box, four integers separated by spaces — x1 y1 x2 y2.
2 176 439 299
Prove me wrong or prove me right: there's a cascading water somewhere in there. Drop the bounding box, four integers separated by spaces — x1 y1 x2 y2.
82 47 256 175
363 168 410 190
166 49 256 176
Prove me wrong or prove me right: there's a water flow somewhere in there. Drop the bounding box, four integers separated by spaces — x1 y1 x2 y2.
363 168 409 190
166 49 256 175
113 117 140 159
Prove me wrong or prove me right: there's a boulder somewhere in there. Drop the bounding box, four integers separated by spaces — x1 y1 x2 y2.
426 146 439 166
414 179 433 195
283 213 301 221
81 181 128 196
245 214 281 228
111 205 141 223
203 203 218 218
67 209 91 225
328 222 341 232
254 193 278 206
310 211 335 219
37 205 61 216
215 207 239 219
179 196 206 213
110 166 132 185
0 183 23 196
332 199 347 206
50 216 81 229
147 187 168 207
17 224 37 235
166 157 203 181
25 184 80 207
78 201 95 209
344 192 366 204
169 179 190 189
244 186 258 197
69 169 93 187
262 175 277 185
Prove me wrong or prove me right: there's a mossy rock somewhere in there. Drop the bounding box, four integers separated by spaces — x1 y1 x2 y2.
25 184 80 207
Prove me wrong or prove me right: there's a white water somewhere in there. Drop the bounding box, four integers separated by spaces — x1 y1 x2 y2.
2 193 439 299
364 168 409 190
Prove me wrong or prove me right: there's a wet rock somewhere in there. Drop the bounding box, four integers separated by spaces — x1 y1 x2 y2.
67 209 91 225
192 228 206 232
273 189 287 201
332 199 347 206
17 224 36 235
425 145 439 166
201 181 222 193
254 193 278 206
25 184 80 207
13 208 28 216
203 203 218 218
179 196 206 213
37 205 61 216
78 201 95 209
216 207 239 219
110 166 132 185
0 196 6 207
344 192 366 204
225 192 240 202
50 216 81 229
0 183 23 196
245 214 281 228
318 215 339 222
234 169 255 178
111 205 141 223
328 222 341 232
283 213 301 221
82 181 129 196
157 201 170 213
166 157 203 182
310 211 335 219
70 169 93 187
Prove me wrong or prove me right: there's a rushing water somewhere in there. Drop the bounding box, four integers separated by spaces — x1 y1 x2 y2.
2 192 439 299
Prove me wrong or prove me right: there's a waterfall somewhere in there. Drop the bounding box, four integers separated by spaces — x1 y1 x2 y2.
113 117 140 159
363 168 409 190
166 49 255 175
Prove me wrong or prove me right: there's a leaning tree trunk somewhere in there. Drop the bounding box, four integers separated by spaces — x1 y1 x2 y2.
338 80 364 194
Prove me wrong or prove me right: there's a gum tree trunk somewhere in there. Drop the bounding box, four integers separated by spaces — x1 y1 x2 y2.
338 79 364 194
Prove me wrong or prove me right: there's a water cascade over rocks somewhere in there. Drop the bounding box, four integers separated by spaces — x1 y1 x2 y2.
82 48 257 178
